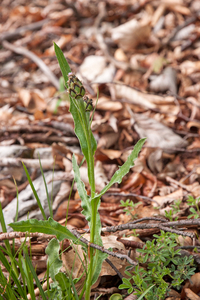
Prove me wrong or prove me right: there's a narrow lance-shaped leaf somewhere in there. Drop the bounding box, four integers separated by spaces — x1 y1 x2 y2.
72 154 91 223
9 217 85 247
92 138 146 204
54 42 71 87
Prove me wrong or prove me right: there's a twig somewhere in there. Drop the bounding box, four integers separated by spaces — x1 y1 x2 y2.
129 217 167 224
0 231 54 242
71 229 137 266
2 40 60 89
105 258 124 279
102 218 199 238
0 158 60 170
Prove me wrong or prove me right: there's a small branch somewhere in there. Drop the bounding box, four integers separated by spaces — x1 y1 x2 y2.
71 229 137 266
102 218 199 239
0 157 60 170
0 231 54 242
130 217 168 224
105 258 124 279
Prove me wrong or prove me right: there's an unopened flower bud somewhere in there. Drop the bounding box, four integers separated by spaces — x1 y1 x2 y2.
67 74 85 100
83 96 93 112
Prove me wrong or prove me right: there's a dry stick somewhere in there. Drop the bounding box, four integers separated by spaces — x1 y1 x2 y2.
105 258 124 279
0 19 50 42
129 217 168 224
0 232 55 242
0 157 60 170
71 229 137 266
2 40 60 89
102 219 199 239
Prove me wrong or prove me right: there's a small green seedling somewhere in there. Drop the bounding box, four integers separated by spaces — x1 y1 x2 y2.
164 199 182 221
120 199 142 220
187 195 200 219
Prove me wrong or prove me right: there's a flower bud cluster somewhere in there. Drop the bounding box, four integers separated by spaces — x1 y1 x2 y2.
68 73 93 111
68 73 85 100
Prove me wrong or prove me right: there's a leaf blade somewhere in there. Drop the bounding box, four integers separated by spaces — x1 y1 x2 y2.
9 217 85 247
54 42 71 87
93 138 146 202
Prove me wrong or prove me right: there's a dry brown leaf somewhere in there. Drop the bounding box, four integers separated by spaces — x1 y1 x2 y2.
114 48 128 62
111 18 151 51
99 149 122 160
129 112 188 152
131 203 157 219
149 67 177 94
180 61 200 76
165 289 181 300
97 132 119 149
153 188 183 208
121 172 145 191
18 89 46 112
97 96 123 111
181 273 200 300
184 288 200 300
109 83 174 109
79 56 115 83
176 235 193 247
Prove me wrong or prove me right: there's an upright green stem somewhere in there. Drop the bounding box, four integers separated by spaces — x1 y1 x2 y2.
78 100 97 300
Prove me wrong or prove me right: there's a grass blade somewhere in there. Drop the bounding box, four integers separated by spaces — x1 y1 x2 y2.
24 252 48 300
38 154 53 218
22 162 47 220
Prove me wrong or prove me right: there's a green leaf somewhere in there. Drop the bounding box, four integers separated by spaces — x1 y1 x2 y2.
137 284 155 300
22 162 47 220
92 138 146 203
109 293 123 300
24 252 47 300
46 238 63 281
55 272 70 291
38 154 53 218
72 155 107 285
70 98 97 171
0 250 26 299
9 217 85 247
72 154 91 222
54 42 71 87
189 207 197 214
